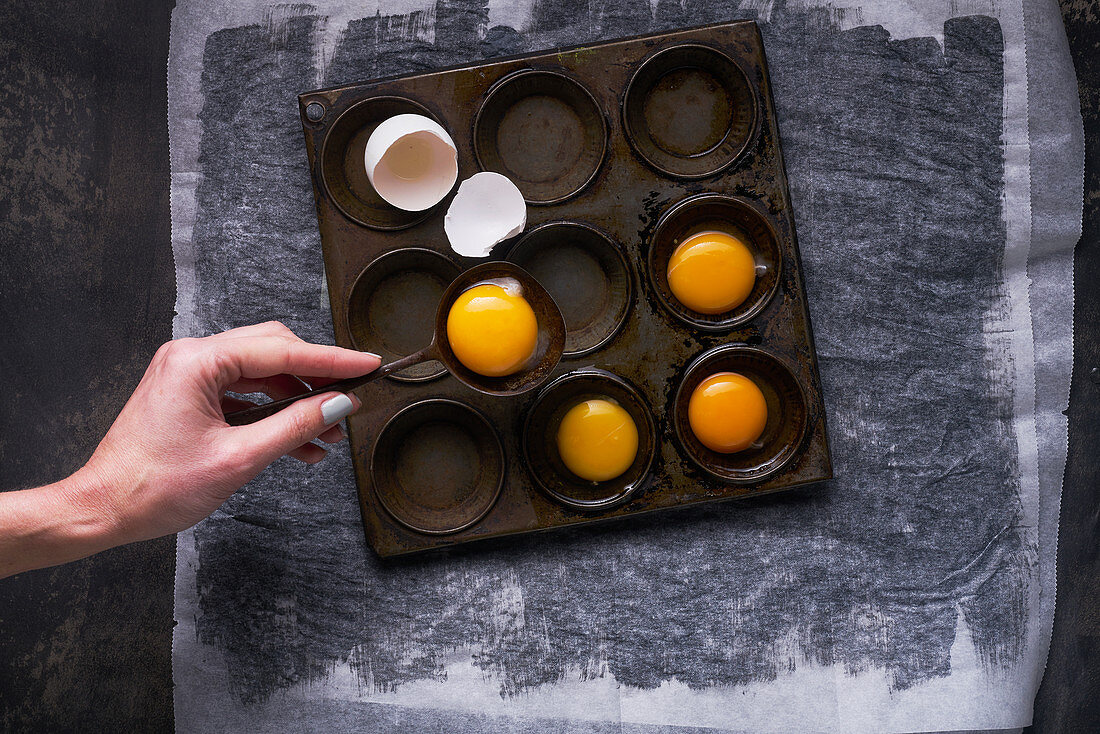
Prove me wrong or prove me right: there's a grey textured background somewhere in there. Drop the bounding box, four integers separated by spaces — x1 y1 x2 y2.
183 0 1032 718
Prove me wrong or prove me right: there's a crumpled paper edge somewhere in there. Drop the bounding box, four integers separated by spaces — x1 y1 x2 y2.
1021 0 1085 710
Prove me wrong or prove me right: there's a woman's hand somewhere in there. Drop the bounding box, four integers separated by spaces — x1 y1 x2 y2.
0 322 380 578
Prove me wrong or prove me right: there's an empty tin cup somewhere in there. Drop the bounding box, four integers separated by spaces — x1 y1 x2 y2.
648 194 782 331
371 399 505 534
673 345 808 484
524 369 656 511
623 44 758 179
507 221 632 357
346 248 460 382
320 96 451 230
474 70 608 205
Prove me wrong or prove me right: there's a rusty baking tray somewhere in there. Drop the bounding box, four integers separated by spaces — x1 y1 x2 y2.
298 20 832 557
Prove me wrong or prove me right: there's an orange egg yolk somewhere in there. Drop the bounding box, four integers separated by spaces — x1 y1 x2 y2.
666 231 756 314
687 372 768 453
556 399 639 482
446 283 538 377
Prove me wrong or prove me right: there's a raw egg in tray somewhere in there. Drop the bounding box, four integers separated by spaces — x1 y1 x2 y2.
298 20 831 557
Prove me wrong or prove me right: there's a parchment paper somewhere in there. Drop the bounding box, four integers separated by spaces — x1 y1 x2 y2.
168 1 1083 731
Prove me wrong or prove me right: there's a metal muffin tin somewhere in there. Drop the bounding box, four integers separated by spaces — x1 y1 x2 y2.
298 20 832 557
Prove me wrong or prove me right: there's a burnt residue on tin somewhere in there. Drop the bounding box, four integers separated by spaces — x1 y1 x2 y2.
346 247 460 382
370 399 505 534
474 70 608 205
299 20 832 556
622 44 759 179
506 221 632 357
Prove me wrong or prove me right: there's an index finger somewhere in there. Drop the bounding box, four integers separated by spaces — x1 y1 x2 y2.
212 335 380 385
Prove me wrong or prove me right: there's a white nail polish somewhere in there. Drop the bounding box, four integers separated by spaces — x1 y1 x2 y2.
321 394 355 425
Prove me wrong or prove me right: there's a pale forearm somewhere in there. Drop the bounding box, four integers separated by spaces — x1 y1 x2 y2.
0 468 124 579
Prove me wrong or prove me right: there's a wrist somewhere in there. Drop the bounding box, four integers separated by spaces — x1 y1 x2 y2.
0 468 125 579
54 464 131 549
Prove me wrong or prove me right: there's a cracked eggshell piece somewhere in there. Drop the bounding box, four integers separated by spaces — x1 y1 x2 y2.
444 172 527 258
364 114 458 211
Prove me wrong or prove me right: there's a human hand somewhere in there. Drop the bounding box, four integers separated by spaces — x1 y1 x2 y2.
0 322 381 578
74 321 380 544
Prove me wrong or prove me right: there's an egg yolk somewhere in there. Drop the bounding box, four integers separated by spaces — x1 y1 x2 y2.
556 399 639 482
666 231 756 314
446 283 538 377
687 372 768 453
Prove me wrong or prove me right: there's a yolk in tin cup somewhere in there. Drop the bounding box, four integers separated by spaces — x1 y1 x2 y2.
688 372 768 453
556 398 639 482
666 230 756 315
446 280 538 377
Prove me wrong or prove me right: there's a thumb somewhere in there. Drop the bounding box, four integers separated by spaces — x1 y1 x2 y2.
231 391 360 469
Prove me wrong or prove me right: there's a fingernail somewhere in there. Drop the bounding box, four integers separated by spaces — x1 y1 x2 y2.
362 351 381 359
321 393 355 425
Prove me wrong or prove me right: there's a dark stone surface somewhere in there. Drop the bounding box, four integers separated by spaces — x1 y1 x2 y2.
0 0 1093 731
0 0 176 731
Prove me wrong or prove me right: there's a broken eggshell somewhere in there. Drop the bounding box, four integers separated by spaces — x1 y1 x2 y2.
364 114 458 211
444 172 527 258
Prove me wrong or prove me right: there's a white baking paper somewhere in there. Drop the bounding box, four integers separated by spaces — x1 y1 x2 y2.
168 1 1082 731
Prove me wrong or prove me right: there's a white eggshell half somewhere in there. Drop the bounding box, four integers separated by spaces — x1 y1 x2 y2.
444 172 527 258
364 114 458 211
